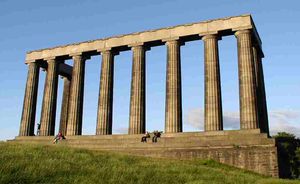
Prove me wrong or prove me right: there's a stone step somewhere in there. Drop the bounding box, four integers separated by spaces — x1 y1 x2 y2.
11 130 277 177
15 129 265 140
14 129 267 140
63 137 273 146
13 131 273 149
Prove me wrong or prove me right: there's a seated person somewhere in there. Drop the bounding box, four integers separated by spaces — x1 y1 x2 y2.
152 131 162 143
141 132 150 143
53 132 65 144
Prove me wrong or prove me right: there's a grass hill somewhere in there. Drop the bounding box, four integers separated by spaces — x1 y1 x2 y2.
0 142 299 184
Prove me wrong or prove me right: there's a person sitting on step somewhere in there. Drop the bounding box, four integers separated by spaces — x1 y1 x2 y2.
141 131 150 143
152 130 162 143
53 132 66 144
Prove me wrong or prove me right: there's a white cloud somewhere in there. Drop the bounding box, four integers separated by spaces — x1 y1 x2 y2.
185 108 204 130
269 110 300 137
113 127 128 134
184 108 300 138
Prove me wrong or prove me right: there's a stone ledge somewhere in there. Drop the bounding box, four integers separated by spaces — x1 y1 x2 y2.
12 130 278 177
25 14 257 62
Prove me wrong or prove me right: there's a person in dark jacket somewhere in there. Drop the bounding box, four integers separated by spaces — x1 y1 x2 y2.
141 132 150 143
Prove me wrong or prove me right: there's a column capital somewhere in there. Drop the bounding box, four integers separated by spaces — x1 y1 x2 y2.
129 43 151 51
97 48 119 56
27 61 40 66
163 37 185 46
162 37 180 42
44 57 56 61
45 58 63 65
97 47 112 52
201 34 221 41
128 42 144 47
70 53 91 61
25 60 38 64
199 30 218 36
234 29 251 37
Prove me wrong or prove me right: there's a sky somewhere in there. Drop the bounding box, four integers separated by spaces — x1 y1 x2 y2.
0 0 299 141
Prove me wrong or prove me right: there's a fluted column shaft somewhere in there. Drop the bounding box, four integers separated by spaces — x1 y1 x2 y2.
165 39 182 133
59 77 71 136
19 62 40 136
40 59 60 136
128 45 146 134
203 34 223 131
96 50 114 135
235 30 259 129
253 47 269 134
66 55 86 135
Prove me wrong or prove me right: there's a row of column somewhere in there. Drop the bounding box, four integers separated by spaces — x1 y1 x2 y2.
19 29 269 136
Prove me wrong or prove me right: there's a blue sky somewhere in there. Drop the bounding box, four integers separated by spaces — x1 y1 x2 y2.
0 0 299 140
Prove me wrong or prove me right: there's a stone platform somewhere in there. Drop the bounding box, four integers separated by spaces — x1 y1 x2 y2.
12 129 278 177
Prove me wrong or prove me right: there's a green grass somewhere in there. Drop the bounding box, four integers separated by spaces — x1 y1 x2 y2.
0 142 299 184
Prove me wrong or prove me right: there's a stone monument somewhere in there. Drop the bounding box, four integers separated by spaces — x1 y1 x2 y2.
16 14 278 177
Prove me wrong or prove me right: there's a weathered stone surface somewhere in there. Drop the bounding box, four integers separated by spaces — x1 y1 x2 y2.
203 34 223 131
165 39 182 133
253 46 269 135
66 55 86 135
128 45 146 134
19 62 40 136
17 14 276 178
40 59 60 136
25 15 262 63
58 63 72 78
59 77 71 136
96 50 114 135
14 130 278 177
235 30 259 129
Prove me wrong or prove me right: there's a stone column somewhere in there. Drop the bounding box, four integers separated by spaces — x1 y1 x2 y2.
66 54 86 136
96 49 114 135
253 46 269 134
202 34 223 131
19 62 40 136
40 58 60 136
165 39 182 133
235 29 259 129
59 76 71 136
128 44 146 134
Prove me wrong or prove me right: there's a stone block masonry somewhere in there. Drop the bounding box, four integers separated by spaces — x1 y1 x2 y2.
17 14 277 177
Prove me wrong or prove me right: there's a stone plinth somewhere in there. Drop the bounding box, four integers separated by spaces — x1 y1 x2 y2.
13 129 278 177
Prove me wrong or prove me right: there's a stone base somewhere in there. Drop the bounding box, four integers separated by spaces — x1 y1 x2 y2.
12 129 278 177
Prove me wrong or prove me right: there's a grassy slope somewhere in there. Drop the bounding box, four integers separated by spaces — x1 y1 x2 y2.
0 143 299 184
